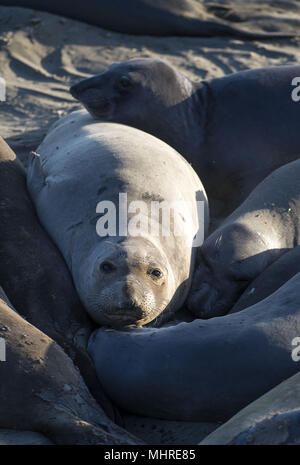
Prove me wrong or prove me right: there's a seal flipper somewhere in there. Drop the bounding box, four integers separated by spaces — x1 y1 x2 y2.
26 151 46 198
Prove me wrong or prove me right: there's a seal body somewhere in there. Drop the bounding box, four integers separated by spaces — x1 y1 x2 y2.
27 110 208 327
88 273 300 422
0 296 140 445
0 1 295 38
0 136 118 420
187 158 300 319
71 59 300 223
201 372 300 445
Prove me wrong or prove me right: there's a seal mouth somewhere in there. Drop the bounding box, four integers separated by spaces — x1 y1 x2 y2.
82 101 113 120
100 311 146 328
70 85 114 119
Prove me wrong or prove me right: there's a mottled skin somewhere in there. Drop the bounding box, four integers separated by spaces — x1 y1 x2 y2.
201 372 300 445
188 158 300 319
27 111 208 327
0 297 141 445
0 136 117 421
71 59 300 224
88 274 300 422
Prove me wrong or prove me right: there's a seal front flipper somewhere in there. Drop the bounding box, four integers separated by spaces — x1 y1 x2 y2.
26 151 46 198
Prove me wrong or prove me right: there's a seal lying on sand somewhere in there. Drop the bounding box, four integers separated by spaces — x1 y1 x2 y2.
0 295 140 445
71 59 300 222
0 136 118 421
0 0 297 38
27 110 208 327
187 158 300 319
201 371 300 445
88 273 300 422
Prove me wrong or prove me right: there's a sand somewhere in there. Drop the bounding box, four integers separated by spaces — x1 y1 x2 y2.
1 5 300 167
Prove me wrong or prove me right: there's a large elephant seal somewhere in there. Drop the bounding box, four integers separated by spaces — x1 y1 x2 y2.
187 158 300 319
88 273 300 422
0 295 140 445
0 1 297 38
0 136 117 422
27 110 208 327
71 59 300 222
201 372 300 445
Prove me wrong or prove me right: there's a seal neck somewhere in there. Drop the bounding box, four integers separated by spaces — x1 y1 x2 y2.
161 81 207 166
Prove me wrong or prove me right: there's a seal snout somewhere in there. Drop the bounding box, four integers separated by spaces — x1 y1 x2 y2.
70 74 103 100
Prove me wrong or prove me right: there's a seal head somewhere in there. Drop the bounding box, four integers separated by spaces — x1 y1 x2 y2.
70 58 196 155
75 236 176 328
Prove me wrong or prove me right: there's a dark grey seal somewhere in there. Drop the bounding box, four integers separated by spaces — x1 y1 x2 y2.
201 372 300 445
70 59 300 223
187 158 300 319
88 273 300 422
0 295 141 444
0 136 118 422
0 0 297 38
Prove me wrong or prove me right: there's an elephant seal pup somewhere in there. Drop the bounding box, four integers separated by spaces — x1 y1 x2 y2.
187 158 300 319
27 110 208 327
71 60 300 222
230 246 300 314
201 372 300 445
0 136 117 422
88 273 300 422
0 296 140 445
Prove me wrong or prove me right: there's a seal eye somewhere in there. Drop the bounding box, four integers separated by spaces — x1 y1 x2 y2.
100 261 115 273
118 75 132 89
149 268 163 279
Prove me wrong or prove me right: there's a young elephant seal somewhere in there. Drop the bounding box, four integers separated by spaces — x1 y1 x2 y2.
88 273 300 422
27 110 208 327
71 59 300 222
0 136 118 421
187 158 300 319
0 296 140 445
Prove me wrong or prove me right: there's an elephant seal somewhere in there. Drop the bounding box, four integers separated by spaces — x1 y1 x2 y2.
0 136 118 422
187 158 300 319
27 110 208 327
201 372 300 445
71 60 300 222
88 273 300 422
0 1 297 38
230 245 300 314
0 295 140 445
